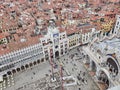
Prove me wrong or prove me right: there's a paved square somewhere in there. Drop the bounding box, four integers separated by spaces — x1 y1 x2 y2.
4 47 99 90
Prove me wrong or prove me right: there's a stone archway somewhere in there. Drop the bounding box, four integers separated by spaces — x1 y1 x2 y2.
41 58 44 62
106 57 119 76
33 61 37 65
7 71 12 75
12 69 16 74
21 66 25 70
29 63 33 67
55 51 59 58
25 64 29 68
98 69 110 89
37 59 40 64
16 68 20 72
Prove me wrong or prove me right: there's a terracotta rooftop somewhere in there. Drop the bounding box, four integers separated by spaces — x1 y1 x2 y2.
0 32 10 39
0 0 119 55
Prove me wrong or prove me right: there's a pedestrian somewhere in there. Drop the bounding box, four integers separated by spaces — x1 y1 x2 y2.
82 78 84 83
83 72 85 76
85 80 88 84
72 68 74 71
80 71 81 74
33 72 35 75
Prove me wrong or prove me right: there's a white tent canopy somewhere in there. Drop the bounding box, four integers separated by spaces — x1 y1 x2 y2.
108 85 120 90
0 75 3 82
